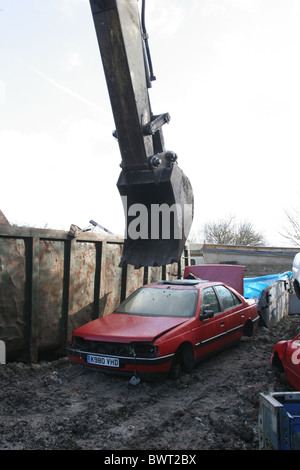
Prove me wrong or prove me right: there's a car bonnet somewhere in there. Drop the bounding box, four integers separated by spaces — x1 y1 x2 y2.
73 313 189 343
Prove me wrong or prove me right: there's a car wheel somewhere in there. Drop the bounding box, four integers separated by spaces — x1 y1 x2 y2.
169 344 194 379
271 353 286 383
272 352 284 372
243 320 253 337
169 358 182 380
181 343 194 373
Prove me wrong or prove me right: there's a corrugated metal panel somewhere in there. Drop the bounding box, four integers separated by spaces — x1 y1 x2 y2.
38 240 65 350
148 266 162 284
100 241 123 316
125 264 144 298
0 238 26 355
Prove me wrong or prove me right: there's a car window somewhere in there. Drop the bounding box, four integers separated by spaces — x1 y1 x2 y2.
201 287 221 315
231 291 242 306
214 285 240 310
115 287 198 318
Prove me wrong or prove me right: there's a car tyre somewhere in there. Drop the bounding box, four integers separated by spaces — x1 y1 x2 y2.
169 358 182 380
181 343 194 373
272 352 284 371
243 320 253 337
169 344 194 379
271 352 287 383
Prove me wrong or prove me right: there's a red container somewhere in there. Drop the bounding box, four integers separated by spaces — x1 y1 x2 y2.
184 264 244 295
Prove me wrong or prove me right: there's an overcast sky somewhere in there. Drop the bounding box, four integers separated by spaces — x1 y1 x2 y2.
1 0 300 246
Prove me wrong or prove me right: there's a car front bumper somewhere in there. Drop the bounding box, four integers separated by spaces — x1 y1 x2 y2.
66 346 175 380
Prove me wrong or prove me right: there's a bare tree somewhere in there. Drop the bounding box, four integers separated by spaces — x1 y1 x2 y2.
234 220 266 246
203 216 236 245
281 208 300 246
190 216 266 246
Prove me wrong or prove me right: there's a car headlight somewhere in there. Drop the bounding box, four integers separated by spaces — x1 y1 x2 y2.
130 343 157 358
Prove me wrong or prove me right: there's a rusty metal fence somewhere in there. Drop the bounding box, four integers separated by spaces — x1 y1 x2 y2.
0 225 189 363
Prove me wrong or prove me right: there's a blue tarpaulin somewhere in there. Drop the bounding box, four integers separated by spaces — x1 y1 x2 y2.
243 271 292 299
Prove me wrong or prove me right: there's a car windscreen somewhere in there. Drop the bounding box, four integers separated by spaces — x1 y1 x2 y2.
115 287 198 318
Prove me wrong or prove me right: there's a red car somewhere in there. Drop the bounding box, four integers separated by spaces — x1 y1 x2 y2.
271 334 300 390
66 279 259 380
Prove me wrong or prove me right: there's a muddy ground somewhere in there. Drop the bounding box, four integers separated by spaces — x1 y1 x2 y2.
1 314 300 452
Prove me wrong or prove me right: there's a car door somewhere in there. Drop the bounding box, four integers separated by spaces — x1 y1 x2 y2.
214 284 244 345
192 286 228 360
284 336 300 390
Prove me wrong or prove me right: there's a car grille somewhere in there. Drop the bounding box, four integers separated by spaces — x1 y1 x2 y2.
72 336 156 358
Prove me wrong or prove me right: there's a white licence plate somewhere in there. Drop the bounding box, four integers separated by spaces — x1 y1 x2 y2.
87 354 119 368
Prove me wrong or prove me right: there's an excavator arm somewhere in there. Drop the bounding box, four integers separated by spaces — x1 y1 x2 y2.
89 0 194 268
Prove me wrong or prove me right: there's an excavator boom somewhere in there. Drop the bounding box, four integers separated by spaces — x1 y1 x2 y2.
89 0 194 268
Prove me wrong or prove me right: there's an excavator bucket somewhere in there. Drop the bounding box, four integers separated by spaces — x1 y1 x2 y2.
117 154 194 268
89 0 194 267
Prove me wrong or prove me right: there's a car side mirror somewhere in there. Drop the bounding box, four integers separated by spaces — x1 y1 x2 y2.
200 309 214 321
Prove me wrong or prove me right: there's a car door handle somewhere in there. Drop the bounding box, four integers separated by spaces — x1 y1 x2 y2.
220 321 225 326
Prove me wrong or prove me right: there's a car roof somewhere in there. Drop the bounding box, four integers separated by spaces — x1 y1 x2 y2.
156 279 208 287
